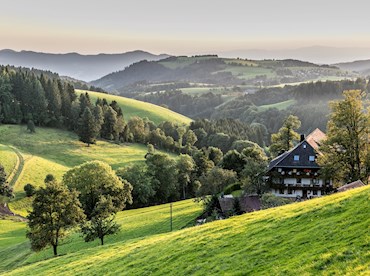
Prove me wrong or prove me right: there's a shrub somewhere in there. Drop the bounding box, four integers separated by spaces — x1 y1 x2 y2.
24 183 36 197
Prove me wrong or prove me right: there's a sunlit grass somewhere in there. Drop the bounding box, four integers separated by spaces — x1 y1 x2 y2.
2 186 369 275
0 125 174 215
0 199 202 273
76 90 192 125
0 144 18 178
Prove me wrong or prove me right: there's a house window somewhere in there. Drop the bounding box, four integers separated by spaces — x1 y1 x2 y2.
288 189 293 194
279 189 284 194
296 178 302 184
309 156 315 161
303 144 307 149
294 155 300 161
313 190 318 195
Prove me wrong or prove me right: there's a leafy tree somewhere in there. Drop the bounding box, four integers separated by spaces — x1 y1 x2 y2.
44 174 55 183
26 180 85 256
117 164 154 208
24 183 36 197
198 167 237 196
241 143 268 195
270 115 301 157
80 197 120 245
176 126 186 148
77 107 100 146
193 149 215 177
318 90 370 184
184 129 198 148
220 150 246 175
146 153 178 203
207 146 223 165
177 154 196 199
63 161 132 220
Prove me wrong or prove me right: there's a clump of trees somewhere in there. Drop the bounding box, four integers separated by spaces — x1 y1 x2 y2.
27 161 133 256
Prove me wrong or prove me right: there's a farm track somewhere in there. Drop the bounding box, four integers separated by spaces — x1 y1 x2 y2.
7 146 24 188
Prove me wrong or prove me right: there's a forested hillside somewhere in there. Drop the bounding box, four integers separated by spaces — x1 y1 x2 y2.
91 55 352 91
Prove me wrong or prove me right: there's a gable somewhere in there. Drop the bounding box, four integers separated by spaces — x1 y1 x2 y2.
269 140 320 170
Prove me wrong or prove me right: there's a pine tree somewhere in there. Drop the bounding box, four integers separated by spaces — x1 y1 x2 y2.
77 107 100 146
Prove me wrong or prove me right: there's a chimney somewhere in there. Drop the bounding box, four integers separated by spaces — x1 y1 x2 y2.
300 134 305 142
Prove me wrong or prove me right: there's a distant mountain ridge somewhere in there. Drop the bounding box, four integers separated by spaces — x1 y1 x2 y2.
335 59 370 75
220 46 370 64
0 49 170 81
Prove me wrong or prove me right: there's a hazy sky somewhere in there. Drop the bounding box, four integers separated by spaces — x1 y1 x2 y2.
1 0 370 55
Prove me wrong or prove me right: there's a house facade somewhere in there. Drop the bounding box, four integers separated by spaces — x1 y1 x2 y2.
267 129 332 199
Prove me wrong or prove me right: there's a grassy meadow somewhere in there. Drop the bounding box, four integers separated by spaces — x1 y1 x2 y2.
0 125 174 215
0 199 203 274
76 90 192 125
1 185 369 275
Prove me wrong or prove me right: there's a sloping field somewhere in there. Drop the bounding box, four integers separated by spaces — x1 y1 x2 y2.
0 199 202 273
76 90 192 125
0 125 173 215
2 185 369 275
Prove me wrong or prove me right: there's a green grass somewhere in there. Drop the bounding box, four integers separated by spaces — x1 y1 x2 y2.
2 185 369 275
76 90 192 125
217 66 276 80
258 99 296 111
0 144 18 178
0 199 202 274
0 125 174 215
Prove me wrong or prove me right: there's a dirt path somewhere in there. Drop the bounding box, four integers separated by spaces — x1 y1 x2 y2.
1 146 26 220
7 146 25 188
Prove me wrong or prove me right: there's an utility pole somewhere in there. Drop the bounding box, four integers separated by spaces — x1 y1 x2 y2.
170 202 173 232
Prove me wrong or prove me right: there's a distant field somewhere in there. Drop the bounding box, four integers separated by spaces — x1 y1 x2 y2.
0 125 174 215
0 199 202 273
2 185 369 275
258 99 296 111
217 66 276 80
76 90 192 125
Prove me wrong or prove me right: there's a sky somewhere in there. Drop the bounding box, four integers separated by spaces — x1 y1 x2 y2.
1 0 370 55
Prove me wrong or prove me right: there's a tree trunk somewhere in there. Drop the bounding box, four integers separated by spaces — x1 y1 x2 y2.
183 183 186 200
100 236 104 245
53 244 57 256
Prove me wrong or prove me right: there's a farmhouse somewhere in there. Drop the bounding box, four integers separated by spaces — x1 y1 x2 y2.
266 129 332 199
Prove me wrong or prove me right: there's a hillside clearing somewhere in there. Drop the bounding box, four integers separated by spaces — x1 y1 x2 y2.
76 90 192 125
0 125 174 216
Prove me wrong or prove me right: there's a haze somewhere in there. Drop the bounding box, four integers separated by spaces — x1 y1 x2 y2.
1 0 370 62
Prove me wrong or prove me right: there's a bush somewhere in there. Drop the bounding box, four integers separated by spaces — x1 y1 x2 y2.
24 183 36 197
261 193 292 209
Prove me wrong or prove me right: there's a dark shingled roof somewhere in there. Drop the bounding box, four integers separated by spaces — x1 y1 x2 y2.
337 180 365 192
268 140 320 170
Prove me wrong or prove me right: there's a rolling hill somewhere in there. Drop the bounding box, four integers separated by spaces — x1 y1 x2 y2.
75 90 192 125
91 55 353 92
0 49 169 81
0 125 177 216
335 59 370 75
0 199 203 274
1 185 369 275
